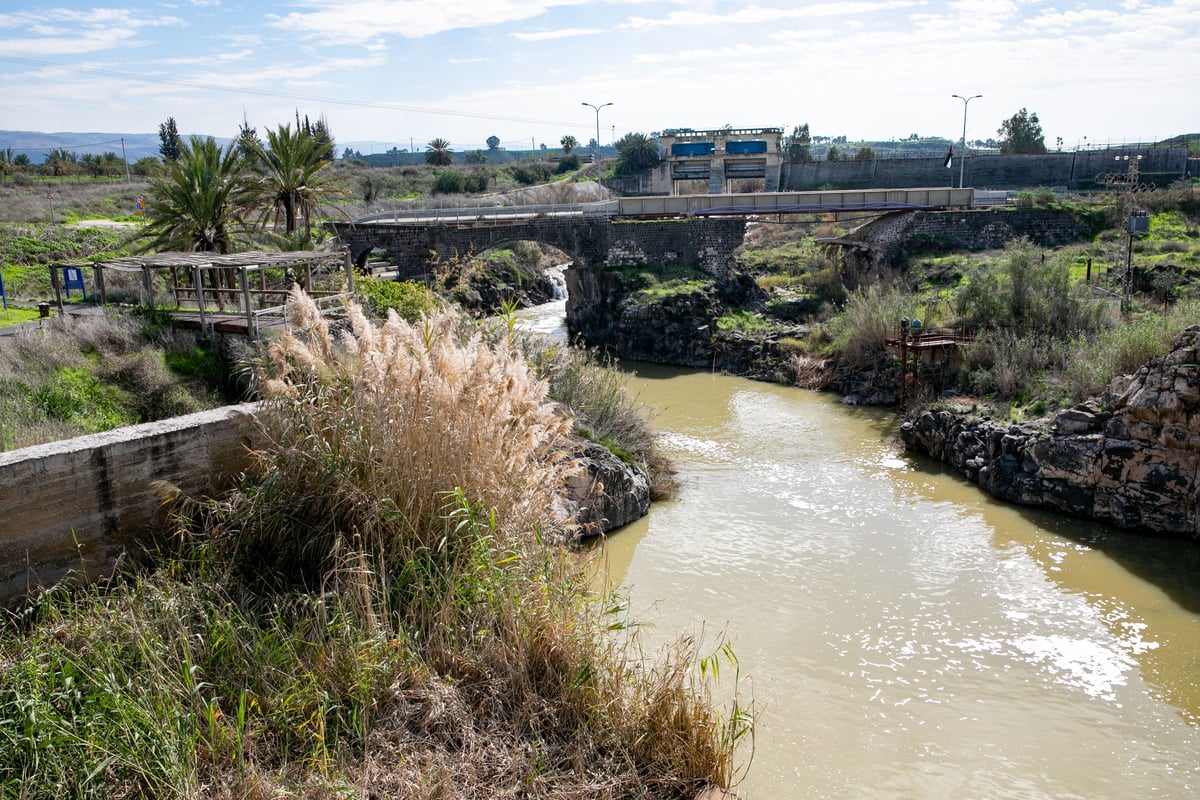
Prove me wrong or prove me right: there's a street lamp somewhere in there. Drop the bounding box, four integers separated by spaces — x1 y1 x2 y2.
581 101 612 163
951 93 981 189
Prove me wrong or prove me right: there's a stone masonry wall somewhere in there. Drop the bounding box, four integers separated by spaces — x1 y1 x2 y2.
843 208 1086 274
332 217 747 278
0 404 260 605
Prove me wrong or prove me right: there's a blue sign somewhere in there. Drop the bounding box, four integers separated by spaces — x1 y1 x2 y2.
0 272 6 311
63 267 86 300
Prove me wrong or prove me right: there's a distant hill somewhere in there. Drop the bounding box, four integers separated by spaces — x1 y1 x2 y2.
0 130 228 164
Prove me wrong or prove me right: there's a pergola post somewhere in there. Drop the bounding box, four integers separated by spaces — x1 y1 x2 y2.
93 263 107 307
50 265 64 313
142 265 155 309
193 265 207 334
240 266 254 339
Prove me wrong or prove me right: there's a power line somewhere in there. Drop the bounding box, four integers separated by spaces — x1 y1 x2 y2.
0 55 583 131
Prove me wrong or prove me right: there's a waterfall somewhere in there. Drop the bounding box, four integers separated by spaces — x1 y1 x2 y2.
544 264 567 300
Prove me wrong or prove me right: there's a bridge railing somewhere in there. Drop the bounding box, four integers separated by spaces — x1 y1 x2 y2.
614 188 975 217
354 201 619 224
351 188 977 225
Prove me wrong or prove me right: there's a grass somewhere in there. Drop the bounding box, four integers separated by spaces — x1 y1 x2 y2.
0 222 136 300
519 334 677 500
0 306 41 326
0 294 747 797
613 264 713 307
716 309 773 335
0 311 239 451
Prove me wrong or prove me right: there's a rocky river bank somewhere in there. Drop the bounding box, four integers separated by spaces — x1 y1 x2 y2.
900 325 1200 538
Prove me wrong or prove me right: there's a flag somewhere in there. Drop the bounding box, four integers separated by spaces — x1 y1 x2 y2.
944 145 953 168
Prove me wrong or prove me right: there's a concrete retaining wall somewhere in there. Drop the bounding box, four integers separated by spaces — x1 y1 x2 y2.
0 403 260 605
782 148 1189 191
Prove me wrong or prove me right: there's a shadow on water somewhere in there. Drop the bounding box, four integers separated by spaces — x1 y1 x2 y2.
905 448 1200 614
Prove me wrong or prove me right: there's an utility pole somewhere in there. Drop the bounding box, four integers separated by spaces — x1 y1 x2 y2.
951 93 981 189
120 137 131 183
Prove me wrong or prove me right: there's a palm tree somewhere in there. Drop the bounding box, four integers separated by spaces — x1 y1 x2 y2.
246 123 346 238
42 148 80 177
614 132 660 176
142 135 247 254
560 135 578 155
425 138 454 166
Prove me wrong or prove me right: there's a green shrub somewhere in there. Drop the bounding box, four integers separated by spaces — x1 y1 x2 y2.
556 154 580 174
431 170 465 194
356 276 439 320
826 283 918 367
1061 300 1200 400
510 162 554 186
717 310 773 334
956 239 1107 335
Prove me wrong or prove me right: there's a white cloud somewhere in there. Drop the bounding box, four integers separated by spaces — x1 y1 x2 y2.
621 1 922 30
512 27 603 41
0 7 185 55
267 0 594 45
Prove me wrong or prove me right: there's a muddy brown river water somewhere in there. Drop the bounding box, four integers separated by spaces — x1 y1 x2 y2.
520 300 1200 799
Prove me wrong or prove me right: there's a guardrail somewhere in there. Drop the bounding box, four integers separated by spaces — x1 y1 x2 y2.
351 188 976 225
354 201 618 224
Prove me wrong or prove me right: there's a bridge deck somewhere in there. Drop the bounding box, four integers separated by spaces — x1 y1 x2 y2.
352 188 975 226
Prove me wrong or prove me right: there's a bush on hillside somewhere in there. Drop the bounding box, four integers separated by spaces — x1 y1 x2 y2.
356 275 440 320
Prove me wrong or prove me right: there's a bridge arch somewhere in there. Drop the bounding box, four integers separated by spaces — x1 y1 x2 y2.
329 216 748 283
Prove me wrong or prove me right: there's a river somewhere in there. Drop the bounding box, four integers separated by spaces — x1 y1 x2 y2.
518 298 1200 799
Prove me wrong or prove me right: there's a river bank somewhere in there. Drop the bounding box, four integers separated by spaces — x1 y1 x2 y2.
900 325 1200 539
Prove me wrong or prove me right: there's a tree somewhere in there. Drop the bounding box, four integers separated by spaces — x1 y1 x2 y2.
486 135 500 151
560 135 578 155
425 138 454 166
309 114 335 163
158 116 182 161
237 114 261 160
465 150 487 164
826 145 840 162
997 108 1047 154
788 123 812 162
614 132 659 176
143 135 247 254
246 123 347 238
41 148 79 177
853 146 875 162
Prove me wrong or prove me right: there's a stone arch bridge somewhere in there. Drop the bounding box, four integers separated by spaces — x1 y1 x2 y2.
327 188 976 278
329 215 748 279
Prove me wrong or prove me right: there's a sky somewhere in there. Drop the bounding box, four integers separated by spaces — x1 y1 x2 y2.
1 0 1197 154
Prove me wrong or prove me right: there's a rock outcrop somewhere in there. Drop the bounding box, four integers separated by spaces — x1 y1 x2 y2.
561 441 650 537
901 325 1200 538
566 265 793 377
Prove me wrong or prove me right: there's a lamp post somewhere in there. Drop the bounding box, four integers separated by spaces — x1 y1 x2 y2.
951 93 981 189
581 101 612 163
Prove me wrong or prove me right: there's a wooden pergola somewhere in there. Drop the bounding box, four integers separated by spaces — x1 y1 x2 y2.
51 250 355 339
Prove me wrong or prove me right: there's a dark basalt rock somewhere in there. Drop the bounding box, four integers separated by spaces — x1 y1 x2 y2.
561 441 650 537
901 325 1200 538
